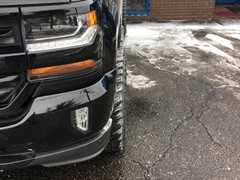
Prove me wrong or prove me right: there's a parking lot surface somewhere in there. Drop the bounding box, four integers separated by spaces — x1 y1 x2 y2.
1 19 240 179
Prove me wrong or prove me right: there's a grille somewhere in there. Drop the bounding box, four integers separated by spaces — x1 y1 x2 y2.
0 75 21 108
0 17 26 109
0 11 38 128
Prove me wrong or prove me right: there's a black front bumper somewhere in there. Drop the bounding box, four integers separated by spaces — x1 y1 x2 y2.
1 118 112 170
0 70 116 170
35 118 112 168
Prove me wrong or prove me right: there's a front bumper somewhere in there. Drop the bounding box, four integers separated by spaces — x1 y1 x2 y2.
34 118 112 167
1 118 112 170
0 70 116 170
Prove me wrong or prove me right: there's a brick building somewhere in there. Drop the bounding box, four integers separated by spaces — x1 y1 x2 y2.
127 0 240 21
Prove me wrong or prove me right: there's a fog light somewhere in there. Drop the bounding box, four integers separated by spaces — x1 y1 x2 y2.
73 107 89 132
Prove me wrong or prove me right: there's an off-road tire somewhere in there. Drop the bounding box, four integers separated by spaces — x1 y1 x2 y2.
117 0 126 48
106 29 126 152
122 0 127 36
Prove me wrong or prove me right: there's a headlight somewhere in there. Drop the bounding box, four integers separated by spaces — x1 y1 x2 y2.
24 11 98 53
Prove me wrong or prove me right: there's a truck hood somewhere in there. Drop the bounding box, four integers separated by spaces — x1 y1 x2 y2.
0 0 79 7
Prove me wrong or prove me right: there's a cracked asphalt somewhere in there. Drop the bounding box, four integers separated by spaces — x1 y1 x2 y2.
1 19 240 179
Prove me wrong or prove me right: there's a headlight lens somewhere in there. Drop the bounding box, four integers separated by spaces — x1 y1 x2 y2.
24 11 98 53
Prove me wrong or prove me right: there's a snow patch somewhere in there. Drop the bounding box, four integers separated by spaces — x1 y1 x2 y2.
181 67 197 75
210 75 240 88
209 75 240 101
206 34 233 50
125 22 240 73
127 70 156 89
197 42 234 60
228 33 240 40
125 21 240 100
181 32 234 60
125 24 160 46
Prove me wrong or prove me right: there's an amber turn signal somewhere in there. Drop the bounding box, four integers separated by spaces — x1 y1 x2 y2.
28 59 99 78
87 11 97 27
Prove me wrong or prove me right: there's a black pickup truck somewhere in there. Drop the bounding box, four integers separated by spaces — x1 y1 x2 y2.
0 0 126 170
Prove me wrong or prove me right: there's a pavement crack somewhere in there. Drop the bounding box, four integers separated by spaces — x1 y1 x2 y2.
192 89 240 159
191 90 223 147
149 86 217 176
130 159 151 180
193 113 223 148
150 110 194 175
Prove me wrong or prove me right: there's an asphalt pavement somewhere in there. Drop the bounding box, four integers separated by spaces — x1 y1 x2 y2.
1 19 240 179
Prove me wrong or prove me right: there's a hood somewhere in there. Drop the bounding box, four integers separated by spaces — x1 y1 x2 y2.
0 0 73 7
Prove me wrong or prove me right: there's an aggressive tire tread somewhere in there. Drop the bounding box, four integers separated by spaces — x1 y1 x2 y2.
105 28 126 152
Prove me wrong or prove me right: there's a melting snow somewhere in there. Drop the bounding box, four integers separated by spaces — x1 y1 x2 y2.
125 22 240 72
206 34 233 50
127 70 156 89
229 34 240 40
125 21 240 99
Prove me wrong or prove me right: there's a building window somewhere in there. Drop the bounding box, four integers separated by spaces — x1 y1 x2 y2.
127 0 150 16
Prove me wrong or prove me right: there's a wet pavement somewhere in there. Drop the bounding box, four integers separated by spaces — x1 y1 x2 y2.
1 19 240 179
